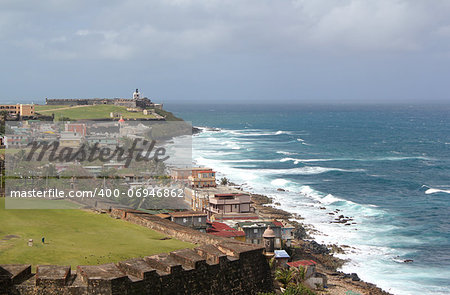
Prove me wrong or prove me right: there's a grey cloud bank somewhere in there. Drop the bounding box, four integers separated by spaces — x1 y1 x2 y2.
1 0 450 104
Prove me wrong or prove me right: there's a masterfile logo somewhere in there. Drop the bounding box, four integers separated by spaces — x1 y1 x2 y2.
24 138 169 168
4 120 192 210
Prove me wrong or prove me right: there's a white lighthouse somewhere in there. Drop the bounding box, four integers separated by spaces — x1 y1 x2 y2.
133 88 141 100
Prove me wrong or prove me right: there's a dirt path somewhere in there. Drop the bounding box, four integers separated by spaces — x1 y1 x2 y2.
38 105 91 112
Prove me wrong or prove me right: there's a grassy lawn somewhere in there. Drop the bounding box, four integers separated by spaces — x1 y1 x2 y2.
4 198 83 209
0 198 193 268
35 104 159 120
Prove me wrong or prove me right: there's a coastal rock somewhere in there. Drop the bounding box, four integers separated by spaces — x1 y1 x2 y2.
343 273 361 281
192 127 203 134
293 225 308 240
329 244 346 254
304 240 330 255
251 194 273 205
277 188 285 192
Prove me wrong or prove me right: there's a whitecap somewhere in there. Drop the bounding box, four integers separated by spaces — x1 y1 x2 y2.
375 156 432 161
220 159 278 163
279 157 300 164
276 151 298 156
425 188 450 195
222 140 241 150
260 166 364 175
225 129 277 136
321 194 346 205
280 157 334 163
275 130 291 135
271 178 290 187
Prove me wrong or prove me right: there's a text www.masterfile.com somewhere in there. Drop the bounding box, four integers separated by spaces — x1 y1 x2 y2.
8 188 185 199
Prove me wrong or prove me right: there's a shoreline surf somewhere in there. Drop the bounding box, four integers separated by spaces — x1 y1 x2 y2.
184 122 450 295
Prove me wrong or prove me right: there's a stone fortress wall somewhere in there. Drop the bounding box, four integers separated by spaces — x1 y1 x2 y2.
0 209 273 295
45 98 155 109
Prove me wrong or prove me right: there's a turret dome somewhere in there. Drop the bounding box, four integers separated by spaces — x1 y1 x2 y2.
263 226 275 238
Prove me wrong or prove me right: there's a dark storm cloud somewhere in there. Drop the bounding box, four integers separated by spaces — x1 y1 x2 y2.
1 0 450 104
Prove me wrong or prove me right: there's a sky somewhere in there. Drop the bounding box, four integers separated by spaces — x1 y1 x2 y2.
1 0 450 105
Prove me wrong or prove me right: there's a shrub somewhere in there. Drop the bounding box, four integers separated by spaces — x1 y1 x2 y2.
283 284 316 295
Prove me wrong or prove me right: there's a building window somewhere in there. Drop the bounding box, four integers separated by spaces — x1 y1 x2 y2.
198 217 202 222
252 239 258 244
253 229 258 234
183 218 187 223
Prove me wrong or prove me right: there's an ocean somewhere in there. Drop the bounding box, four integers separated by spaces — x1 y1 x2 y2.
169 103 450 295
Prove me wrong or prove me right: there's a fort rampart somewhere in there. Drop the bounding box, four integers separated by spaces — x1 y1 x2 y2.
0 209 273 295
45 98 155 109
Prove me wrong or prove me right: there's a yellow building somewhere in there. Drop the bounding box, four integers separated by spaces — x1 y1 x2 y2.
170 167 217 188
188 168 216 188
0 104 35 117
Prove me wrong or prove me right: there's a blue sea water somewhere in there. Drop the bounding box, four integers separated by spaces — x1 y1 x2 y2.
169 104 450 295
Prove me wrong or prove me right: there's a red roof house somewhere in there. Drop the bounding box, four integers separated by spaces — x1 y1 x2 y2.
287 260 317 267
207 222 245 241
287 260 317 278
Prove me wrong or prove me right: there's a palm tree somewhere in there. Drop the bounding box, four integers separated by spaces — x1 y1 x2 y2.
275 268 296 289
0 110 8 145
293 266 306 284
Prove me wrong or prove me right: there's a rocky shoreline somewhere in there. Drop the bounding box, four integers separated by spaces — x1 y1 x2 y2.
250 191 393 295
193 128 393 294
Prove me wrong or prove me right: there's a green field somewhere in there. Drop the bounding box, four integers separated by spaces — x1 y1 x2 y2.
35 104 160 120
0 198 193 268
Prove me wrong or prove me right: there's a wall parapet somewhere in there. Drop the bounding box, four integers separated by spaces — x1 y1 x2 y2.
1 241 273 295
111 208 227 245
1 208 273 294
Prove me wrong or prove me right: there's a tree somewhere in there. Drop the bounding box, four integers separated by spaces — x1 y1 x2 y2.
220 177 229 185
0 110 8 136
275 268 296 289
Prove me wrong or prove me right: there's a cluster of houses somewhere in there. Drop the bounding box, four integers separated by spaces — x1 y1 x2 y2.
2 121 161 181
164 166 328 290
168 166 296 246
3 120 153 149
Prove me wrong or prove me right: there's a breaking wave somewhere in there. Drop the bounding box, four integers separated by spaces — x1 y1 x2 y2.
425 188 450 195
259 166 364 175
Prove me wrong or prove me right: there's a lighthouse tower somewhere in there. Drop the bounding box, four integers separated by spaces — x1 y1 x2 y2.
133 88 141 100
